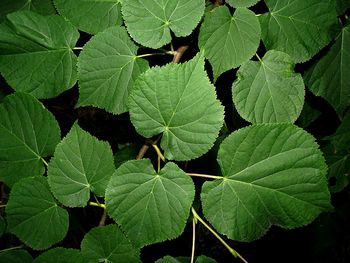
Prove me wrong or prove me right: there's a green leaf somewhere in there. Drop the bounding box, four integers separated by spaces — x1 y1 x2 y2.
0 11 79 98
0 216 5 237
122 0 205 48
201 123 331 242
105 159 195 247
77 26 149 114
336 0 350 15
259 0 338 62
33 248 83 263
326 153 350 193
304 25 350 115
129 53 224 161
226 0 260 8
54 0 122 35
296 102 321 128
48 123 115 207
0 0 56 22
232 50 305 123
198 6 261 80
81 224 141 263
155 256 183 263
0 249 33 263
6 177 69 250
328 110 350 153
0 92 61 187
114 144 138 168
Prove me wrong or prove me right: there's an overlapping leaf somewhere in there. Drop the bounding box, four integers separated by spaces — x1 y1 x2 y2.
33 248 83 263
260 0 338 62
0 0 56 22
304 24 350 115
0 11 79 98
105 159 195 247
129 53 224 161
296 102 321 128
0 249 33 263
81 225 140 263
48 124 115 207
232 50 305 123
54 0 122 34
156 255 217 263
77 26 149 114
122 0 205 48
201 123 331 242
227 0 260 8
199 6 261 80
0 93 61 187
6 177 69 250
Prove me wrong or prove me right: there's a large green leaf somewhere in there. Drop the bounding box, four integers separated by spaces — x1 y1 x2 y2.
122 0 205 48
6 177 69 250
227 0 260 8
81 225 141 263
0 249 33 263
77 26 149 114
54 0 122 35
33 248 83 263
0 0 56 22
198 6 261 80
105 159 195 247
0 93 61 187
260 0 338 62
48 124 115 207
232 50 305 123
0 11 79 98
129 53 224 161
201 123 331 242
304 25 350 115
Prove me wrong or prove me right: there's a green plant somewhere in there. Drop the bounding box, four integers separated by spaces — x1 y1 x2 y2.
0 0 349 262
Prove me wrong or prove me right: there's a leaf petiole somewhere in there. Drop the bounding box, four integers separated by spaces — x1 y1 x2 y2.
191 207 248 263
190 216 197 263
0 246 23 253
152 144 166 162
136 51 174 58
186 173 224 180
89 201 106 209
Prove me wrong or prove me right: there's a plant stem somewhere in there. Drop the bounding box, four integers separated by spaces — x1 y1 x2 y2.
152 144 166 162
136 51 175 58
99 210 107 226
0 246 23 253
0 204 6 208
214 0 223 6
186 173 224 180
136 144 150 160
89 201 106 209
41 157 49 167
73 47 83 50
191 208 248 263
256 53 262 62
172 45 189 63
190 216 197 263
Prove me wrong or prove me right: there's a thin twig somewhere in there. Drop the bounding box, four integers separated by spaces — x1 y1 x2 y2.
136 144 150 160
99 210 107 226
214 0 223 6
190 217 197 263
172 45 189 64
187 173 224 180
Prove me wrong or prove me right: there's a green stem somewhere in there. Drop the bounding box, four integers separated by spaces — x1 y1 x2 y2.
191 208 248 263
0 246 23 253
186 173 224 180
136 51 174 59
152 144 166 162
41 158 49 167
190 216 197 263
256 53 262 62
89 201 106 209
73 47 83 50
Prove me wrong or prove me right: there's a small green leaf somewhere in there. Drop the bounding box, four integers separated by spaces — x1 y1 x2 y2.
201 123 331 242
33 248 83 263
227 0 260 8
156 255 217 263
0 216 5 237
260 0 338 62
0 11 79 98
0 0 56 22
77 26 149 114
6 177 69 250
304 25 350 115
54 0 122 35
232 50 305 123
81 224 141 263
199 6 261 80
105 159 195 247
0 93 61 187
129 53 224 161
122 0 205 48
48 123 115 207
0 249 33 263
155 256 183 263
